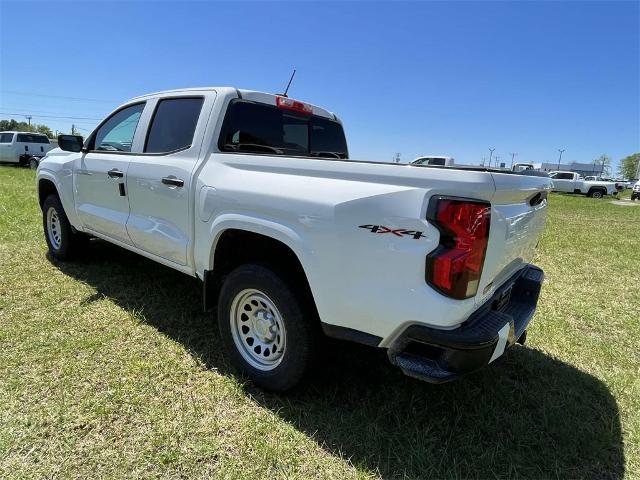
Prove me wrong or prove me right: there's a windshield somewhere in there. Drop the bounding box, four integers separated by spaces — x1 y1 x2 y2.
219 100 348 159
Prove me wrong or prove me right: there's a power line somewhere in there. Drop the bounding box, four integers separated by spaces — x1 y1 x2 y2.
0 106 107 117
0 111 102 121
1 90 116 103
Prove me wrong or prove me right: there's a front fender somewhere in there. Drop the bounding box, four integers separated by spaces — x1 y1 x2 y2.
37 167 82 230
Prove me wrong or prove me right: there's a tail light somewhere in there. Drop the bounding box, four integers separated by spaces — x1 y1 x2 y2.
276 96 313 115
426 197 491 299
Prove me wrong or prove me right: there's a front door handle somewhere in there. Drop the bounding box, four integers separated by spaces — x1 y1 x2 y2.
107 168 124 179
161 176 184 187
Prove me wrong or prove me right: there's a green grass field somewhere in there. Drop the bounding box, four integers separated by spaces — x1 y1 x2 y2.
1 166 638 479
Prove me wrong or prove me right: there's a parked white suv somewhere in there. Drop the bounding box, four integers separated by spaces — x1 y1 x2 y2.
36 87 551 391
0 131 53 168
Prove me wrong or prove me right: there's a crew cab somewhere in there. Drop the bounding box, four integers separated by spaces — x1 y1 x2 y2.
549 171 617 198
0 131 53 168
36 87 551 391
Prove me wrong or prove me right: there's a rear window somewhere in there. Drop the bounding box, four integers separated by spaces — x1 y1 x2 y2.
219 100 348 159
551 172 574 180
16 134 50 144
0 133 13 143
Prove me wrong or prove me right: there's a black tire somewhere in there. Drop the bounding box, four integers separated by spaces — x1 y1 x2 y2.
588 189 604 199
29 157 39 170
217 264 318 392
42 194 87 260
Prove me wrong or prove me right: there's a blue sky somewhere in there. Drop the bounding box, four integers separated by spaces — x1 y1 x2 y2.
1 1 638 170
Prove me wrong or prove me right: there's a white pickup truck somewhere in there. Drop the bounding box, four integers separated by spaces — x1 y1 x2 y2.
549 171 617 198
36 87 551 391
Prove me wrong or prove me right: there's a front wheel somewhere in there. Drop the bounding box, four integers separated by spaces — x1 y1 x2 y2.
42 194 87 260
217 264 318 391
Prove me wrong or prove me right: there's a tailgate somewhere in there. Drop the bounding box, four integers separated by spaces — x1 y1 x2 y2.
475 172 551 306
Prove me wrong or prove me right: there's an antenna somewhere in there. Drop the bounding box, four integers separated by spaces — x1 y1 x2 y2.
282 69 296 97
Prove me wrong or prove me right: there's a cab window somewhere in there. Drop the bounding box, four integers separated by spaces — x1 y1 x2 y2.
0 133 13 143
145 97 204 153
91 103 145 152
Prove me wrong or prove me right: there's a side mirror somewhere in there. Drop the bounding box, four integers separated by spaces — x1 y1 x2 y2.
58 134 84 153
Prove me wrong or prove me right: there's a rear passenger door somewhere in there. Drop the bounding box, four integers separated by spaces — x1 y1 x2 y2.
125 94 212 266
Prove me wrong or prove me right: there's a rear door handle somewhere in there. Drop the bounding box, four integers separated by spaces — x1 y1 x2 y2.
107 168 124 179
161 176 184 187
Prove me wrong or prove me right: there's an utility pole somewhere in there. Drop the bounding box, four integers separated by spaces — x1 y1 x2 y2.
557 149 565 170
495 155 501 168
489 147 495 167
71 124 76 135
510 152 518 168
481 156 486 166
26 115 32 126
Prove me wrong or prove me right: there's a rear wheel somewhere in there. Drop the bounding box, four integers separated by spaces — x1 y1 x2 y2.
588 189 604 198
29 157 39 170
42 194 87 260
217 264 318 391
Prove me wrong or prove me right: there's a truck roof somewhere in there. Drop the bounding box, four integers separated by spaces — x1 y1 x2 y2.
0 131 49 135
129 87 338 121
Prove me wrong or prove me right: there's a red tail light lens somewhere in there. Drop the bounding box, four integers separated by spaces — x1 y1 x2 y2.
426 197 491 299
276 96 313 115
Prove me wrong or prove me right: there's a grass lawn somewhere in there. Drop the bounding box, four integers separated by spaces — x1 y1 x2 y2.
1 166 638 479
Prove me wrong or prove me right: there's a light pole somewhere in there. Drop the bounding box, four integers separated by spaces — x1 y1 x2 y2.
489 147 495 167
495 155 501 168
510 152 518 169
557 149 565 170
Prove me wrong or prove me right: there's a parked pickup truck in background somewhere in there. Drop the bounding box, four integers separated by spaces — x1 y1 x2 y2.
36 87 551 391
549 171 617 198
584 176 625 192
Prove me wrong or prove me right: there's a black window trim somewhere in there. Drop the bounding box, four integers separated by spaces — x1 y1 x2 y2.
216 98 349 159
143 95 205 155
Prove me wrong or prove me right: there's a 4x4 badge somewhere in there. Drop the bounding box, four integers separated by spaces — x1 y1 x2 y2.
359 225 426 239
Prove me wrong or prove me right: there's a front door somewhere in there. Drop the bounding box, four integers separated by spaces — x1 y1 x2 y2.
125 96 209 265
75 102 146 245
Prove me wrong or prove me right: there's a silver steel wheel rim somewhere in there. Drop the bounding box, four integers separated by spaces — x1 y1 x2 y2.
230 288 286 371
46 207 62 250
30 159 38 169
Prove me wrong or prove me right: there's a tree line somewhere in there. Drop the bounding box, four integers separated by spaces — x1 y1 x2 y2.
0 119 54 138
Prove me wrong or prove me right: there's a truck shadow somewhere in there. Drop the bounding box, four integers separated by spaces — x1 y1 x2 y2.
50 240 625 479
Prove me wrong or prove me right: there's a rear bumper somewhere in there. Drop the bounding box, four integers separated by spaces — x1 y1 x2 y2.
387 264 544 383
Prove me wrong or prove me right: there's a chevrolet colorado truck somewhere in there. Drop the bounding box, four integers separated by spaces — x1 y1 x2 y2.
549 171 617 198
36 87 551 391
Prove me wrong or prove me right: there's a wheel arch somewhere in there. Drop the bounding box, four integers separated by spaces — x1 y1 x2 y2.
203 224 320 325
38 177 59 207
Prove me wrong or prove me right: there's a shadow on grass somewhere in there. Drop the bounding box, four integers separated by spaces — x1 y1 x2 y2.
51 240 625 479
